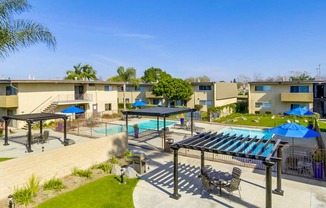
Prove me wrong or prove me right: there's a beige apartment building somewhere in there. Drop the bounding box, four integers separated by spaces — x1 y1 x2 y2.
0 80 121 128
118 81 238 113
248 81 326 117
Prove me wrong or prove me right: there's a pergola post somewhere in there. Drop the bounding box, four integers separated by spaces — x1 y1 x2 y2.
170 147 181 200
273 146 284 195
27 121 33 152
3 119 9 145
263 161 274 208
200 150 205 173
63 118 67 139
190 111 193 136
39 120 43 134
126 113 129 142
163 116 166 150
157 116 159 133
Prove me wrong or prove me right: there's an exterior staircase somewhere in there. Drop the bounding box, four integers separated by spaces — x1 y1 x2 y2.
21 102 58 130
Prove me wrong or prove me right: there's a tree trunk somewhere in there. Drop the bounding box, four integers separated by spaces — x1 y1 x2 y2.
123 82 126 110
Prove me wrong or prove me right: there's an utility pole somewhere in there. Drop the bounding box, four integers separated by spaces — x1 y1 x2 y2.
316 64 321 80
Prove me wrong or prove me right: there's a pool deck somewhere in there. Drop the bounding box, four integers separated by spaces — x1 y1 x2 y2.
1 120 326 207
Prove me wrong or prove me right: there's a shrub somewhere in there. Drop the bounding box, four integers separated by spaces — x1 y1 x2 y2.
13 186 32 206
43 177 66 191
194 104 203 111
109 156 119 164
27 174 40 197
94 163 112 173
313 150 323 162
265 111 272 115
254 111 261 115
72 167 93 179
124 150 133 157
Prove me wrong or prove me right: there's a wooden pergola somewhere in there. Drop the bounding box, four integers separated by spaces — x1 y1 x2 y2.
170 131 288 208
2 113 68 152
122 107 197 149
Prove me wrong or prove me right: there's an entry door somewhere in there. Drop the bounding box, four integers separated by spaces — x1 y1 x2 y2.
74 86 84 100
92 104 98 118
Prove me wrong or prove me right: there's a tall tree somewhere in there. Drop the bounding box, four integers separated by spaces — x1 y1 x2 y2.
152 78 193 107
185 75 211 82
0 0 56 58
290 70 315 81
65 63 97 80
141 67 171 83
107 66 138 110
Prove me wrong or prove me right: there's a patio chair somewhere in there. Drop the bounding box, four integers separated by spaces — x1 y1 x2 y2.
222 177 241 201
42 130 49 143
200 174 215 195
225 167 242 190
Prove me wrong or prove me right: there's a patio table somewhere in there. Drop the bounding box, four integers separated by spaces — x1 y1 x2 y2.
207 170 231 196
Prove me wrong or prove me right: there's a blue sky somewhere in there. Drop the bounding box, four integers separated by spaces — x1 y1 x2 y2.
1 0 326 81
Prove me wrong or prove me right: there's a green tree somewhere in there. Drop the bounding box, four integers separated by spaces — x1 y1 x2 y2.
107 66 138 110
185 75 210 82
65 63 97 80
152 78 193 107
141 67 171 83
0 0 56 58
290 70 315 81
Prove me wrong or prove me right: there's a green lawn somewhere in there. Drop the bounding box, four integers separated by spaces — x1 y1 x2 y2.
213 113 321 129
0 158 13 162
36 175 139 208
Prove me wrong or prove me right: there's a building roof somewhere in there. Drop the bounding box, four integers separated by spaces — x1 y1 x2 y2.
249 80 326 85
3 113 67 122
122 107 196 117
171 131 287 162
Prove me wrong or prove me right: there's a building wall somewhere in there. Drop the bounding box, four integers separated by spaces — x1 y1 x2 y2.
249 82 314 115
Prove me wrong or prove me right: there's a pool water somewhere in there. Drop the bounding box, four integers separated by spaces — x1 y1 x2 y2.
220 127 274 140
93 120 176 135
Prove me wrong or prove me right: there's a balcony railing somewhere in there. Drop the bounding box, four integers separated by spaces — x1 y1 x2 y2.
281 92 313 102
0 95 18 107
53 93 93 103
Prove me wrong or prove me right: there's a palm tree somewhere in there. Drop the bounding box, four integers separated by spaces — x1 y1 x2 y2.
0 0 56 58
108 66 137 110
65 64 83 80
65 63 97 80
81 64 97 81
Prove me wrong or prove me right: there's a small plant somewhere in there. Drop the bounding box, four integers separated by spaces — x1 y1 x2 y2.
27 174 40 197
133 124 139 129
110 156 119 164
313 150 323 162
13 186 32 206
95 163 112 173
71 167 93 179
124 150 133 157
43 177 66 191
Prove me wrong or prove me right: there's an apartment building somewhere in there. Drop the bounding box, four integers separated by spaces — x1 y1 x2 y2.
118 81 238 112
0 80 121 128
248 81 326 117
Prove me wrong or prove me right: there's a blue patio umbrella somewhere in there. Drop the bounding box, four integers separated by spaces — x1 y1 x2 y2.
61 106 85 114
269 122 319 156
131 100 147 107
284 107 314 116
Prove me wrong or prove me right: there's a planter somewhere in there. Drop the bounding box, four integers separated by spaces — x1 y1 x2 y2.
180 118 185 125
134 128 139 138
313 161 323 179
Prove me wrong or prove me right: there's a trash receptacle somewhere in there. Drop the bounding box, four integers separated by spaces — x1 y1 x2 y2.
57 122 63 132
164 138 174 152
131 152 147 174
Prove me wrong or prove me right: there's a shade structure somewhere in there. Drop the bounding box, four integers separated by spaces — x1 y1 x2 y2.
284 107 314 116
269 122 319 157
61 106 85 114
269 122 319 138
131 100 147 107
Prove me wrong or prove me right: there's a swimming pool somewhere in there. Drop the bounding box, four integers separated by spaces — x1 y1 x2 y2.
219 127 274 140
93 120 176 135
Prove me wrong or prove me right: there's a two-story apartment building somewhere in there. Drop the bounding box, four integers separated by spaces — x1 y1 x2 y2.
248 81 326 117
0 80 121 128
118 81 238 113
